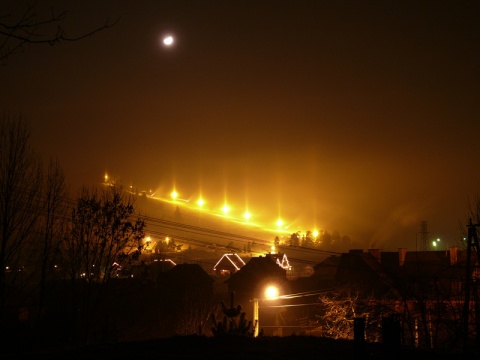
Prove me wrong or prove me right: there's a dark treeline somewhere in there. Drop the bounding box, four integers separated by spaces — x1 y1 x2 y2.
0 118 224 351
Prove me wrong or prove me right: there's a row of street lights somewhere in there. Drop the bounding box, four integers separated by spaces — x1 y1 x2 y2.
107 174 319 236
169 190 294 232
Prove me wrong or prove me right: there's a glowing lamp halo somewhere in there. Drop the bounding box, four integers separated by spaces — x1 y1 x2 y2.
264 285 279 300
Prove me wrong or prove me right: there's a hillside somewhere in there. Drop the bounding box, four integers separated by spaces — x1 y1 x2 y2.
134 195 331 275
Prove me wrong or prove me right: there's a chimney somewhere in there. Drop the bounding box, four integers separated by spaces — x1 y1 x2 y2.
368 248 381 262
449 246 458 265
398 248 407 267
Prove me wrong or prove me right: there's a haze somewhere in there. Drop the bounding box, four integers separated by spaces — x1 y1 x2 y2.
1 0 479 250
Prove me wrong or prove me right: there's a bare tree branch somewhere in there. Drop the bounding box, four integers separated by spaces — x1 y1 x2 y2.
0 3 117 63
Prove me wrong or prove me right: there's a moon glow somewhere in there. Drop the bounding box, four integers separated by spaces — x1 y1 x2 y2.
163 35 174 46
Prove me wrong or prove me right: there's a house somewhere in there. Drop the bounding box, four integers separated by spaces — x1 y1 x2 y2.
213 253 246 276
224 255 288 309
209 246 478 345
131 258 177 284
288 254 341 294
161 263 215 297
308 247 479 348
265 252 292 271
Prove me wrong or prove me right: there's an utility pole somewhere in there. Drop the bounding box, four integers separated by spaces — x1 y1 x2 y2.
253 298 259 337
416 220 429 251
462 219 480 350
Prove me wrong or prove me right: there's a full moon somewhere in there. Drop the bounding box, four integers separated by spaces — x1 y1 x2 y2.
163 36 174 46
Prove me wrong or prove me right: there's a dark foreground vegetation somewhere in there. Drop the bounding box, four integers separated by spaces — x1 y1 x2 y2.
2 335 479 360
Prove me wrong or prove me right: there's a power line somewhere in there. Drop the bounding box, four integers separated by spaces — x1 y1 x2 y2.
2 186 341 262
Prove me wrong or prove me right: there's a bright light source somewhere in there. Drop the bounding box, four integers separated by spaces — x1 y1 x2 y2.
276 219 284 228
197 198 205 207
313 230 319 238
264 286 279 300
222 204 230 214
171 191 178 200
163 35 174 46
244 211 251 221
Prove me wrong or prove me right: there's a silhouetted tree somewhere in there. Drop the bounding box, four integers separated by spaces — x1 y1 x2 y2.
319 231 333 247
289 232 300 247
0 2 115 63
33 159 69 336
175 292 219 336
301 231 315 248
210 291 253 336
60 184 146 344
0 117 43 328
317 288 392 342
274 236 280 248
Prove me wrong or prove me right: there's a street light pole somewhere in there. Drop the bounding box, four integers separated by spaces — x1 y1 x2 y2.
253 298 259 337
252 285 279 337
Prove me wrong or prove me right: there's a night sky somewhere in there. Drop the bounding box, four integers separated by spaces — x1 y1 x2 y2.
2 0 480 250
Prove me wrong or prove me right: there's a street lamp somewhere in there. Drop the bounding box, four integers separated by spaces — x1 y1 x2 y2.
265 285 279 299
252 285 279 337
222 204 230 216
196 198 205 224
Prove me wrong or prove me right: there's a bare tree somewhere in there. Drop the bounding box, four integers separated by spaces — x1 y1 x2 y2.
318 288 391 342
174 292 219 336
60 184 146 343
0 116 43 323
0 2 116 63
63 185 146 283
33 159 69 329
